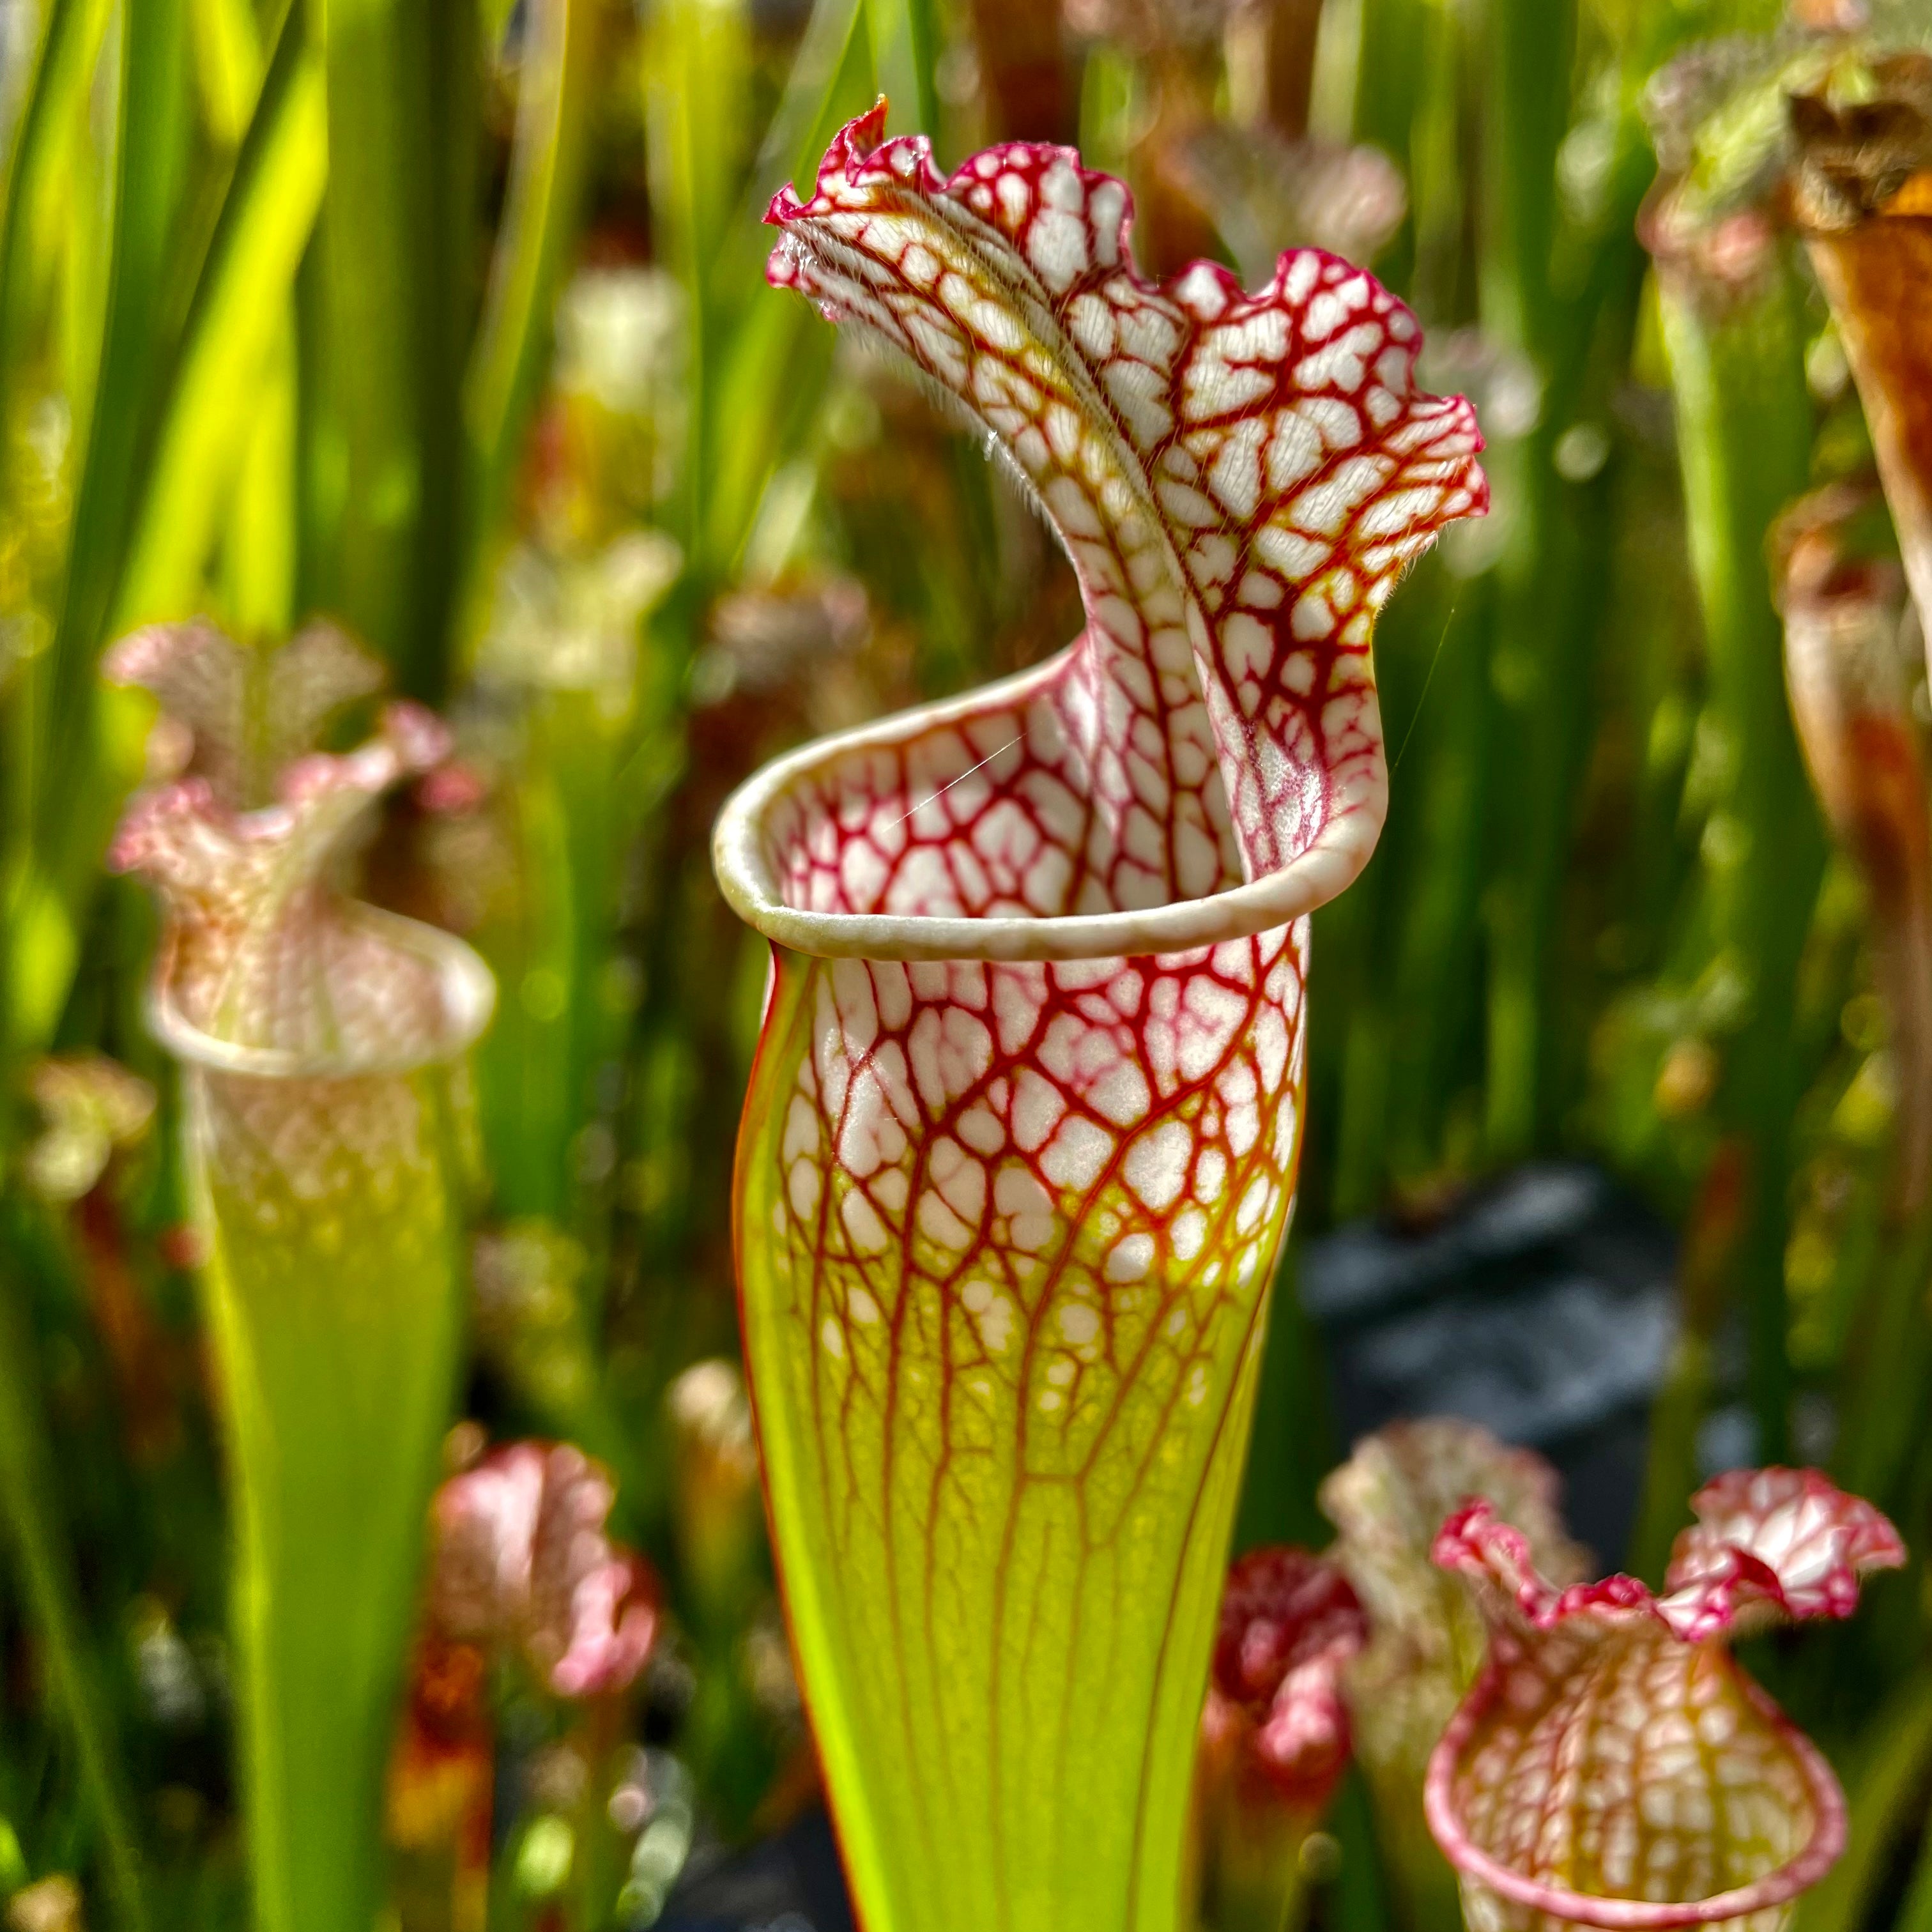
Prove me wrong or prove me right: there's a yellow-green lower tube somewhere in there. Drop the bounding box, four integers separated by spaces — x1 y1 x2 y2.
190 1060 473 1932
732 941 1308 1932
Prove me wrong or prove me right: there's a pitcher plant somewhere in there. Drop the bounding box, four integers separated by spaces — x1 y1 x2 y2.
713 105 1487 1931
1427 1468 1904 1932
108 623 495 1932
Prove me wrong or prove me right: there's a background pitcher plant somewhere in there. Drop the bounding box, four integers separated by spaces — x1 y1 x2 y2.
107 624 495 1932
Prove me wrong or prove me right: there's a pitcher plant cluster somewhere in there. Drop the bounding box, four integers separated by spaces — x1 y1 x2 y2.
10 4 1932 1932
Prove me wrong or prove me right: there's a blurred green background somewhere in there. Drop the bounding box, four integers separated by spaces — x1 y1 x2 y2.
6 0 1932 1926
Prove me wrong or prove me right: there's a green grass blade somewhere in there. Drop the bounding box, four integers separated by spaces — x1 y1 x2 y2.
742 0 864 215
642 0 752 568
0 1230 150 1932
8 0 302 1078
188 0 264 148
114 13 325 630
694 0 871 573
0 0 114 445
49 0 193 687
18 0 192 1050
864 0 937 141
462 0 602 595
315 0 476 698
1657 266 1821 1463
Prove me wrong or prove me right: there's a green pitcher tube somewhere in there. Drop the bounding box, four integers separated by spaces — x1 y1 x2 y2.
110 634 494 1932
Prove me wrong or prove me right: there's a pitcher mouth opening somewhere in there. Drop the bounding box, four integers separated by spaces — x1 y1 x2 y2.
1422 1672 1846 1932
713 657 1386 968
150 906 497 1082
